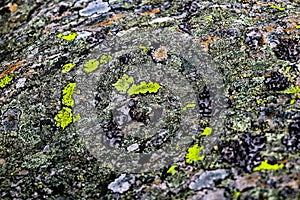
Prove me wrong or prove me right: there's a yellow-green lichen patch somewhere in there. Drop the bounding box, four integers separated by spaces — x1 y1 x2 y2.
182 103 196 111
100 54 112 64
128 81 161 96
139 46 148 53
281 86 300 94
73 113 81 122
0 74 14 88
84 59 99 72
167 165 178 175
54 107 73 130
112 74 134 94
57 32 78 41
62 63 75 73
269 5 285 11
290 99 296 105
205 16 213 21
62 83 76 107
253 160 284 171
233 192 241 199
186 144 205 163
201 127 212 136
256 99 268 105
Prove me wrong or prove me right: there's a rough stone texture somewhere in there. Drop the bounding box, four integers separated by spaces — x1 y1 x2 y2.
0 0 299 199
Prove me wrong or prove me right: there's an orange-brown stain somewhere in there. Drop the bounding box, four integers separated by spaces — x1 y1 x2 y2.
0 59 26 79
139 9 160 16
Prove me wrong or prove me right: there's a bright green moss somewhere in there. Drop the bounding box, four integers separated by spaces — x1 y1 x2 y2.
253 160 284 171
167 165 178 175
57 32 78 41
62 63 75 73
84 59 99 72
186 144 205 163
62 83 76 107
54 107 73 130
201 127 212 136
0 74 14 88
100 54 112 64
182 103 196 111
128 81 161 96
112 74 134 94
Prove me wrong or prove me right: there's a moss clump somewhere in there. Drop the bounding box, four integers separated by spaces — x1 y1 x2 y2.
84 59 99 72
62 63 75 73
62 83 76 107
112 74 134 94
57 32 78 41
54 107 73 130
253 160 284 171
0 74 14 88
127 81 161 96
186 144 205 163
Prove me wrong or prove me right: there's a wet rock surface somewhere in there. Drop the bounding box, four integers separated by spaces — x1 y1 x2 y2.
0 0 299 199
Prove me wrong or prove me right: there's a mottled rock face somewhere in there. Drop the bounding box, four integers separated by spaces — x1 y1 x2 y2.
1 0 300 199
74 27 226 173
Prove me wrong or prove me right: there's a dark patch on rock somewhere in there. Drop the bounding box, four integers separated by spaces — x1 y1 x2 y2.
278 186 297 199
264 70 289 91
281 121 300 153
245 28 264 50
220 133 266 172
86 28 108 44
273 38 299 63
198 85 212 118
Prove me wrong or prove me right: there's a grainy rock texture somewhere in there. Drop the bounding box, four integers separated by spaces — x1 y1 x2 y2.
0 0 299 199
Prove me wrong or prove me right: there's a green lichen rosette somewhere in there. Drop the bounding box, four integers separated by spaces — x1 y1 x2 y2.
74 27 226 173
